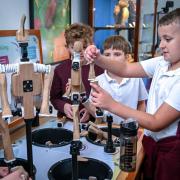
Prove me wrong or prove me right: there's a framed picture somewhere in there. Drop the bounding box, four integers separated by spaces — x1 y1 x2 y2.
0 29 43 65
30 0 71 64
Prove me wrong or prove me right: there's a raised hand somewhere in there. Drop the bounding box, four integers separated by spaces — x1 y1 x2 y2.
84 45 100 63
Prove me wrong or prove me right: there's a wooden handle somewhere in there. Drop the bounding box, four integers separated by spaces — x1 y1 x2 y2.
0 117 15 161
39 67 54 116
71 68 80 87
62 78 71 98
88 122 117 141
72 105 80 140
88 63 96 81
88 125 107 139
16 15 28 42
0 73 12 118
82 99 96 117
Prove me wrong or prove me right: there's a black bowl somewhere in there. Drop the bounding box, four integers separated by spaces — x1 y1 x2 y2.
0 158 36 176
48 157 113 180
32 128 73 148
86 127 121 146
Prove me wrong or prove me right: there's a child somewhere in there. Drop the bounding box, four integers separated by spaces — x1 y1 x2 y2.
50 23 103 123
85 8 180 180
95 35 148 124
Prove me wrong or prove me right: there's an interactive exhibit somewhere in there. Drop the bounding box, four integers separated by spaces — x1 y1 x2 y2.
0 15 142 180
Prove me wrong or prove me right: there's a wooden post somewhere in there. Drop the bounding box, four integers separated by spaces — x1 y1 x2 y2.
0 73 12 118
0 116 15 165
39 66 54 116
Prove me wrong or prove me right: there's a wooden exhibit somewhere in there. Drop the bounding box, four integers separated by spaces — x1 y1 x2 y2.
0 0 163 179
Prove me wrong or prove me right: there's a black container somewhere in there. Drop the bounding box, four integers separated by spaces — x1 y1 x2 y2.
119 119 138 172
48 157 113 180
0 158 36 176
86 127 121 146
32 128 73 147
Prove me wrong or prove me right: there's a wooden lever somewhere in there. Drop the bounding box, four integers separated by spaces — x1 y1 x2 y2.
0 116 15 163
62 78 71 98
82 99 96 118
16 14 28 42
0 73 12 119
71 41 83 141
72 105 80 140
88 62 96 81
88 121 117 141
39 66 54 116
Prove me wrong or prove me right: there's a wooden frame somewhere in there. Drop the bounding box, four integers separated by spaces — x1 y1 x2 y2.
0 29 43 128
0 29 43 64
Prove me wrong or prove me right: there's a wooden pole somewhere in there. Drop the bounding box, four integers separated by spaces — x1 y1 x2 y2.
152 0 158 57
134 0 141 62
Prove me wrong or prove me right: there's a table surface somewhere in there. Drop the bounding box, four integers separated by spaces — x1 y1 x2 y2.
0 117 144 180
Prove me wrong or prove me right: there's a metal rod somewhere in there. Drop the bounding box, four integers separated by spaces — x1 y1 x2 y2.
25 119 34 179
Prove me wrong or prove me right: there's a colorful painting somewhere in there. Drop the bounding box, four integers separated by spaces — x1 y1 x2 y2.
33 0 71 64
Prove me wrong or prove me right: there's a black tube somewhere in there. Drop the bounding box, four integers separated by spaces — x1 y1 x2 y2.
25 119 34 179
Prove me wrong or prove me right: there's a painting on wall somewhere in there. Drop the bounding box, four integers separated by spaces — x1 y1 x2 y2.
31 0 71 64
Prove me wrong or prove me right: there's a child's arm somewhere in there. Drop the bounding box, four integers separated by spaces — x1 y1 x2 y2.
90 83 180 132
85 45 147 78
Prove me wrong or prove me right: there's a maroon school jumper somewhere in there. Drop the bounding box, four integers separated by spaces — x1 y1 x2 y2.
50 59 103 117
142 122 180 180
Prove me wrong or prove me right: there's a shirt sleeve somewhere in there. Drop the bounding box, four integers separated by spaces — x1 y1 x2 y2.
140 56 163 78
165 81 180 111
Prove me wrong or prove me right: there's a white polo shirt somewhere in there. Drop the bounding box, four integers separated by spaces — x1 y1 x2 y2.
140 56 180 141
96 71 148 124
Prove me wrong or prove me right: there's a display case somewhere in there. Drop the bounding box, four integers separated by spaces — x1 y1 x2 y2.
89 0 141 61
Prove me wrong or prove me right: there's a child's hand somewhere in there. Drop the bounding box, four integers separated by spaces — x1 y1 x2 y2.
64 103 73 119
0 167 9 177
84 45 100 63
90 83 114 111
1 166 31 180
79 108 90 123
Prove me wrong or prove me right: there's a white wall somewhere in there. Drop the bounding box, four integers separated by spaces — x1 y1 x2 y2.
0 0 29 30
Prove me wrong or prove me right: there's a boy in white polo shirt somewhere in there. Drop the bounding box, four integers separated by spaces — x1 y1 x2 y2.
85 8 180 180
95 35 148 124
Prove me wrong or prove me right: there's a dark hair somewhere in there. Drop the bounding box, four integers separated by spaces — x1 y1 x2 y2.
64 23 94 47
159 8 180 26
103 35 131 54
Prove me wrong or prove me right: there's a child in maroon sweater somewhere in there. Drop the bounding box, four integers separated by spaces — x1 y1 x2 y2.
50 23 103 122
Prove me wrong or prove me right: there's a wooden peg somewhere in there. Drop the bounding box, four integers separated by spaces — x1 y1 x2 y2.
62 78 71 98
0 116 15 162
16 15 29 42
39 66 54 116
72 105 80 140
0 73 12 118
